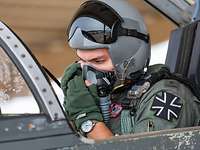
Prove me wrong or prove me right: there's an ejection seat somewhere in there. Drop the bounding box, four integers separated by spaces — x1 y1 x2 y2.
165 19 200 99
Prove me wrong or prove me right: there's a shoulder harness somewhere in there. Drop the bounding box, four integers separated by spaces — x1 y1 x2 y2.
146 64 200 100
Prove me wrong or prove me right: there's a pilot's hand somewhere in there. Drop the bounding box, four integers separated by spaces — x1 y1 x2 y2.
63 75 103 130
61 62 81 87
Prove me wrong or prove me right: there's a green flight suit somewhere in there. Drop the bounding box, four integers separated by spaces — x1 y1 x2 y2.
61 63 200 135
110 79 200 135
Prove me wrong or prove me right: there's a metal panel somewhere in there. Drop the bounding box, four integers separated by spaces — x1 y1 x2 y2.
145 0 193 26
74 126 200 150
0 115 80 149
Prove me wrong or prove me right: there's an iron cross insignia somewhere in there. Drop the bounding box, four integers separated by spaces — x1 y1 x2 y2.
151 91 182 121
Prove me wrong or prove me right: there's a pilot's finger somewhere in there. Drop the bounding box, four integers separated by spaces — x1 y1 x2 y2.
77 60 87 69
85 80 93 87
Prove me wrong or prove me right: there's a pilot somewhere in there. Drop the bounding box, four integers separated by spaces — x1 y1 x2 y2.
61 0 200 140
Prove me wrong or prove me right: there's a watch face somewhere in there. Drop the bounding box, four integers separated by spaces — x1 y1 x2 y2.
81 120 94 133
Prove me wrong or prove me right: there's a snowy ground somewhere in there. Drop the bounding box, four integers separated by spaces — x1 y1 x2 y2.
0 80 64 114
0 41 169 114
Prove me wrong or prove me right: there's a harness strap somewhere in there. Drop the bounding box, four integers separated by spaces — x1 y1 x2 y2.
120 110 134 134
147 64 200 100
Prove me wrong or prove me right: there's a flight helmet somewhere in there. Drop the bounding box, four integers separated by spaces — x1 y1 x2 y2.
67 0 150 81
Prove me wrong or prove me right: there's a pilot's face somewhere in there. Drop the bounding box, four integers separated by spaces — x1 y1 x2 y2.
76 48 114 72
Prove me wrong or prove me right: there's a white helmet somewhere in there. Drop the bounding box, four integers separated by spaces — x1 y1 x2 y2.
67 0 150 81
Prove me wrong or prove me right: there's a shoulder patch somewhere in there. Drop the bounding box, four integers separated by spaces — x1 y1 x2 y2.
151 91 182 121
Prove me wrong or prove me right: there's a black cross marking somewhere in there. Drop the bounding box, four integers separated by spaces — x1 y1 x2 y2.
151 91 182 121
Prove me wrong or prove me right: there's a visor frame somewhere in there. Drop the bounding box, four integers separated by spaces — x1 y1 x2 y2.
67 0 123 40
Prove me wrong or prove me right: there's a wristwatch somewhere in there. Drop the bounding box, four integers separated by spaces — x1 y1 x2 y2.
80 120 97 135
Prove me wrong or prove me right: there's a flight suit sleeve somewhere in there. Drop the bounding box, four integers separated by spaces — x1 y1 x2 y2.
61 63 103 130
133 79 200 133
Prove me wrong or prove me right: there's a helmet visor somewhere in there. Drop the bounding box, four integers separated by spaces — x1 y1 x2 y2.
68 17 114 44
67 0 149 45
67 1 123 44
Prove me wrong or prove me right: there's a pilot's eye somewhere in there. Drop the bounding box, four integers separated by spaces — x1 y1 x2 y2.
94 60 105 64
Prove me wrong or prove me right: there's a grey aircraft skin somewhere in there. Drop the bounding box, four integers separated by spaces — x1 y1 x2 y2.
0 0 200 149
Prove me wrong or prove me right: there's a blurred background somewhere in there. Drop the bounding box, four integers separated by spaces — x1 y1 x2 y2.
0 0 176 77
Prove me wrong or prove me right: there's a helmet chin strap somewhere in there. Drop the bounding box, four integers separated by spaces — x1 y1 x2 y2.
112 68 145 94
129 70 145 80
